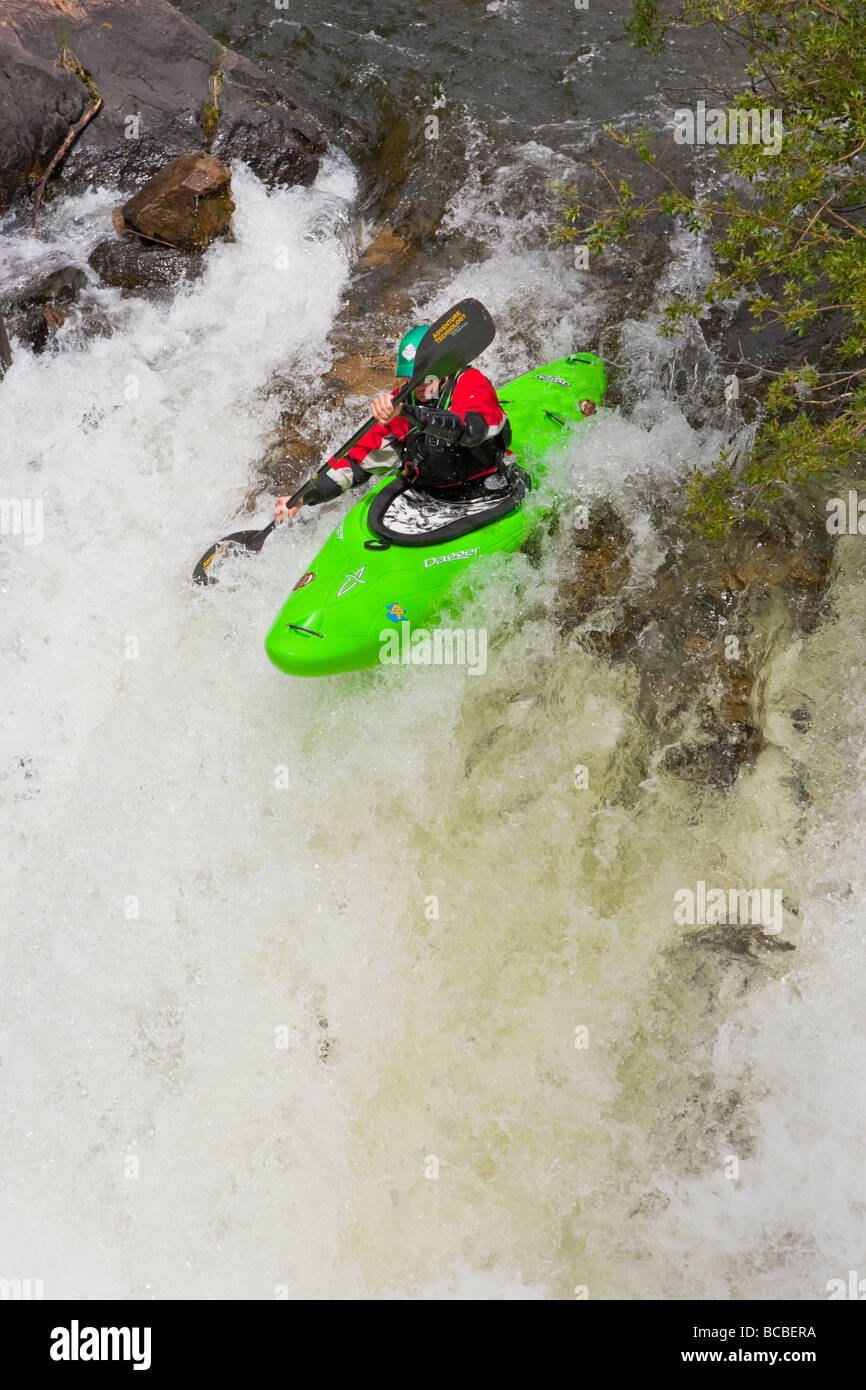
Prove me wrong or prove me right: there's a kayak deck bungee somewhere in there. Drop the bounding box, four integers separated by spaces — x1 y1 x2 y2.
265 352 605 677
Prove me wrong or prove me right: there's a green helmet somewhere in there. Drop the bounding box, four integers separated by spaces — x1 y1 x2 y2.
395 324 430 378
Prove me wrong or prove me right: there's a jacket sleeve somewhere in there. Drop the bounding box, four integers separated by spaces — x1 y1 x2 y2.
303 411 410 507
451 368 508 440
403 368 508 447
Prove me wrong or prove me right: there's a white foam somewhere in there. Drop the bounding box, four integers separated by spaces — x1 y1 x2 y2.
2 163 864 1301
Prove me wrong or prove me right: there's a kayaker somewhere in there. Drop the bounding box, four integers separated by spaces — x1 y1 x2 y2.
274 324 512 520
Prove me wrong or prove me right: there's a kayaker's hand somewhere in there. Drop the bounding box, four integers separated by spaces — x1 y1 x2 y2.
371 392 401 425
404 404 464 441
275 496 302 521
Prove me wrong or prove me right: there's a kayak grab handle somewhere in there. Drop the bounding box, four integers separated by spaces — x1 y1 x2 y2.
286 624 324 638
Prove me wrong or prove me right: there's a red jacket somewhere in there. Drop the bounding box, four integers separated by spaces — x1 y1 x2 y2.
306 368 508 502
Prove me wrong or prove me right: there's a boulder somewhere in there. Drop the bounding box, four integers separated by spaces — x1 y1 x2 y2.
0 0 325 213
115 154 234 252
88 236 202 293
17 266 87 306
3 265 80 347
357 225 411 269
0 27 87 210
2 263 92 352
5 304 67 353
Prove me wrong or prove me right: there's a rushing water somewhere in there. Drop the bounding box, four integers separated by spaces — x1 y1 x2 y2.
1 2 864 1302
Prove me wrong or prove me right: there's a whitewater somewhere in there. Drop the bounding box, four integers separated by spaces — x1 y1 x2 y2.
1 161 864 1300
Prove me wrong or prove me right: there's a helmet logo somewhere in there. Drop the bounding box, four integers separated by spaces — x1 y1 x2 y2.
403 344 416 361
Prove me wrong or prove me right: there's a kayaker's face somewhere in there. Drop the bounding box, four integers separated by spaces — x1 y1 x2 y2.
397 376 438 401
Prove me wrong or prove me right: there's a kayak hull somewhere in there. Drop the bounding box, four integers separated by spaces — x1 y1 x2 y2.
265 352 605 677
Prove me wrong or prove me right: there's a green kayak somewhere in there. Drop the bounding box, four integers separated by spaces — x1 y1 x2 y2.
265 352 605 677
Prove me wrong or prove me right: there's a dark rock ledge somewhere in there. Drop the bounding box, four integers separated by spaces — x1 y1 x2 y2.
0 0 325 214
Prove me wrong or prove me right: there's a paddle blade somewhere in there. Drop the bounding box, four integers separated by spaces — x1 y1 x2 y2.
192 526 272 586
415 298 496 382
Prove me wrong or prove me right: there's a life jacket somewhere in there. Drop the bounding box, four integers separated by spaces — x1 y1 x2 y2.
400 371 512 493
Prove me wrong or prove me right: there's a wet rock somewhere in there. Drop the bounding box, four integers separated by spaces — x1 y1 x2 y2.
721 529 804 592
0 26 86 211
650 517 833 785
2 265 88 353
2 263 111 351
367 107 451 251
357 224 411 269
704 272 853 383
328 349 397 402
116 154 234 253
18 266 87 306
0 315 13 380
689 924 797 958
557 131 705 331
662 712 764 790
6 307 60 353
88 237 203 295
256 404 325 500
0 0 324 214
11 299 112 352
557 499 835 789
5 304 69 353
74 305 114 344
256 338 399 499
41 305 68 335
557 502 631 627
633 604 765 790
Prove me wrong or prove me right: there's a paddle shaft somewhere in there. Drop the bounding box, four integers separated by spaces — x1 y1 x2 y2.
329 375 418 466
228 379 419 552
193 298 496 577
271 373 433 531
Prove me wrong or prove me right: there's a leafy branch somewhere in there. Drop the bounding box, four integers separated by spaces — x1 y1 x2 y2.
555 0 866 536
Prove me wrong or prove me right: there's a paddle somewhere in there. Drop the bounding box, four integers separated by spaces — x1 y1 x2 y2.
191 297 496 585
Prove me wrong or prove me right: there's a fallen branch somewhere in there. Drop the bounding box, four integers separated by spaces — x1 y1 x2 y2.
32 98 103 231
114 220 185 252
